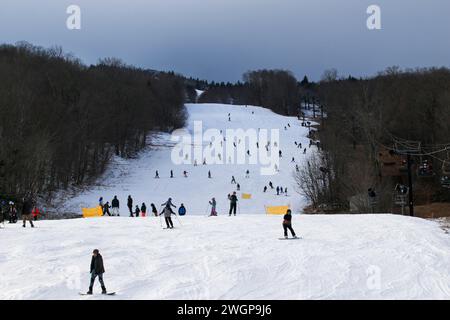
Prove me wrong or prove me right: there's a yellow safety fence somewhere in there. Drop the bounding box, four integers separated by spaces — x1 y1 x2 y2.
241 193 252 199
82 206 103 218
265 205 290 215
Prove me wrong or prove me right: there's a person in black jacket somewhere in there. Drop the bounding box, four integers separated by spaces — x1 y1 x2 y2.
87 249 107 294
228 192 238 216
127 195 133 216
282 209 297 239
111 196 120 216
22 198 34 228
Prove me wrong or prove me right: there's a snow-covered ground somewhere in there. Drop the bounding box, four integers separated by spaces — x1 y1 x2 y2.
54 103 313 216
4 103 449 300
1 214 450 299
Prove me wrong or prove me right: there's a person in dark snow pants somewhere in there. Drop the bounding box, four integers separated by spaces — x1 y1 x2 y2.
87 249 107 294
22 198 34 228
228 192 238 216
103 202 111 216
151 203 158 217
160 207 175 228
282 209 297 239
134 205 140 217
127 195 133 216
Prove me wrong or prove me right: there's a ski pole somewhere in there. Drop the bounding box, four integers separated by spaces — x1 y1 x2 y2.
174 213 182 226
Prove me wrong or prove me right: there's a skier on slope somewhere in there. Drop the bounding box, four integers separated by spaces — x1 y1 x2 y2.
228 192 238 216
208 170 212 179
155 170 160 178
87 249 107 295
237 183 241 191
111 196 120 216
160 206 175 229
22 197 34 228
151 203 158 217
170 170 174 178
161 198 177 214
127 195 133 217
231 176 236 184
263 186 268 193
209 197 217 216
282 209 297 239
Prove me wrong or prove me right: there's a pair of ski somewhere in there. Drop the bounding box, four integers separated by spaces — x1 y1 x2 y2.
278 236 302 240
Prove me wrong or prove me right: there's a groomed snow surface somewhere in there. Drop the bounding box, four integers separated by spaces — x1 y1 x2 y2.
2 103 450 299
1 214 450 299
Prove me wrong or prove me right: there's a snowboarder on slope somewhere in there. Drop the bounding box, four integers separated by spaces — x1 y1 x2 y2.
87 249 107 295
228 192 238 216
282 209 297 239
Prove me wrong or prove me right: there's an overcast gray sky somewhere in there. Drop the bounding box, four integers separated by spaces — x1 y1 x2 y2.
1 0 449 82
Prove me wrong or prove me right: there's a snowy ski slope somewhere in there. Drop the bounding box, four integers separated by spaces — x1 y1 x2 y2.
57 103 313 216
1 214 450 299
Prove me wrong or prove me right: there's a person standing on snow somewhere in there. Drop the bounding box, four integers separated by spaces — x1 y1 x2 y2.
141 203 147 217
111 196 120 216
134 205 140 218
263 186 268 193
160 206 175 229
282 209 297 239
32 206 41 221
208 170 212 179
161 198 177 214
209 198 217 216
151 203 158 217
87 249 107 295
231 176 236 184
276 186 280 195
127 195 133 217
178 204 186 216
228 192 238 216
8 202 17 223
170 170 174 178
22 198 34 228
103 202 111 216
155 170 160 178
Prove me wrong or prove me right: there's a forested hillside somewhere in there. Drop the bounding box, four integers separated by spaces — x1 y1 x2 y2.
0 43 186 201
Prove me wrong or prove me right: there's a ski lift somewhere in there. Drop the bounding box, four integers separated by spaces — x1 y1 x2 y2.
441 160 450 188
393 184 409 215
417 157 434 178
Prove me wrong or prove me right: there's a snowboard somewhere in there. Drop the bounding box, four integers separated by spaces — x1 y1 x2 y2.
79 292 116 296
278 237 301 240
